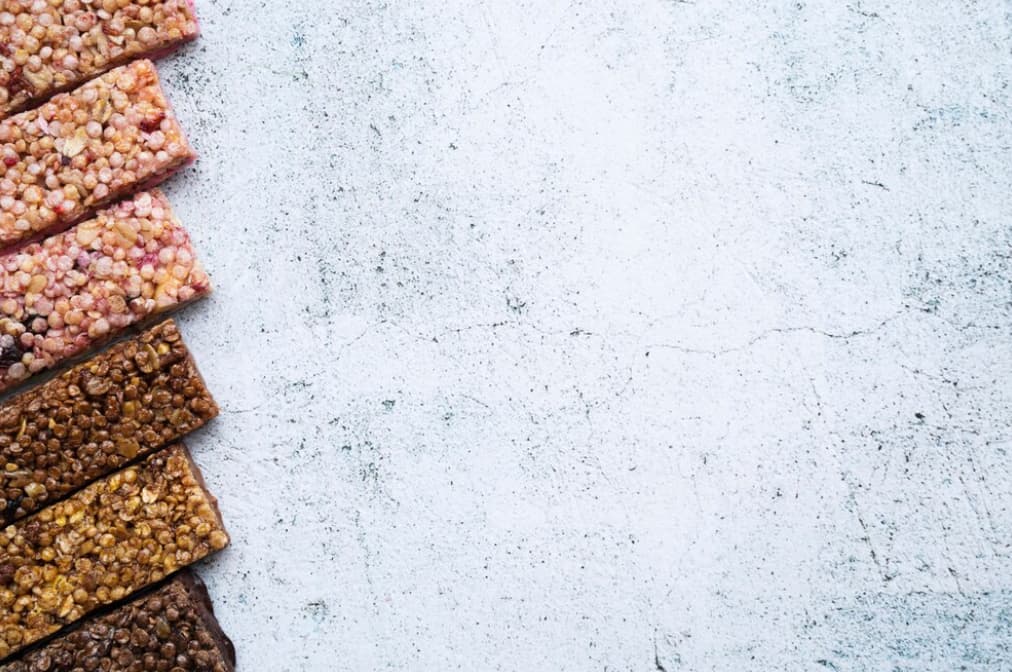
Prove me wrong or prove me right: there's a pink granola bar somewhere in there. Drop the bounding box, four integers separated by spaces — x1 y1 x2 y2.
0 188 209 392
0 59 194 250
0 0 199 118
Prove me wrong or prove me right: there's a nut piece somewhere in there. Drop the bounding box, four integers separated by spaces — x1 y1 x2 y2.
0 60 196 249
0 190 211 395
0 1 200 119
0 444 229 660
0 571 235 672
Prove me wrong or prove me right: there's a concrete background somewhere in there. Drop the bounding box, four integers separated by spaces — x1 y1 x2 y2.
155 1 1010 669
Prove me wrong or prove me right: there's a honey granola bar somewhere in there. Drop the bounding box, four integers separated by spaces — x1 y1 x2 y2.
0 188 210 393
0 318 217 525
0 444 229 660
0 59 194 249
0 0 199 118
0 570 235 672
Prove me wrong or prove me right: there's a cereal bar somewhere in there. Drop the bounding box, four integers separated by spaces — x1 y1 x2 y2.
0 59 194 249
0 444 229 660
0 188 210 393
0 570 235 672
0 318 218 525
1 0 199 118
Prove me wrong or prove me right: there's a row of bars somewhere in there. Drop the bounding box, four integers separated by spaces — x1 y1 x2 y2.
1 2 235 670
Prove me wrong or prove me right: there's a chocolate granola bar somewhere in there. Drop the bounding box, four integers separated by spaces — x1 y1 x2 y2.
0 570 235 672
0 318 217 524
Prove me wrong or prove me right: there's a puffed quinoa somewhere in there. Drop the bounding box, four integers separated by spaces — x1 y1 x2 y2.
0 570 235 672
0 0 199 118
0 59 195 249
0 189 210 394
0 318 218 524
0 444 229 660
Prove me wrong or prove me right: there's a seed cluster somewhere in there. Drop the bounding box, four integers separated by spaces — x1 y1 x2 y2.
0 444 229 660
0 570 235 672
0 188 210 393
0 0 199 118
0 59 194 249
0 319 218 525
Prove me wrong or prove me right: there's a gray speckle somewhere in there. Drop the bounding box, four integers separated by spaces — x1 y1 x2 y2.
154 0 1012 669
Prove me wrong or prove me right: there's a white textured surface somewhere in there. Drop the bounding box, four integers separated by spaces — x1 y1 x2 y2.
155 1 1010 669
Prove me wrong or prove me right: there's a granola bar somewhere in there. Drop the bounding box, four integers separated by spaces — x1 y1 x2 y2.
0 59 194 249
0 188 210 393
0 0 199 118
0 570 235 672
0 318 217 524
0 444 229 660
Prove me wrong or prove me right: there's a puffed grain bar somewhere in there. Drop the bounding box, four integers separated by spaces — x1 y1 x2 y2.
0 59 194 249
0 0 199 118
0 188 210 394
0 444 229 661
0 570 235 672
0 318 217 525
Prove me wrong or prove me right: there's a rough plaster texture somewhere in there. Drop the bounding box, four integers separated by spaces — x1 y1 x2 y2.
149 1 1011 669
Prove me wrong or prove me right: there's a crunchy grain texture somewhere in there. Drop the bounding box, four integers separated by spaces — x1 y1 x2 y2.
0 319 217 525
0 570 235 672
0 0 199 118
0 59 194 249
0 444 229 660
0 188 210 394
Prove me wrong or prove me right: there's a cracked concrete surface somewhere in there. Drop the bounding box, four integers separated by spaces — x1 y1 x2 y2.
150 0 1011 669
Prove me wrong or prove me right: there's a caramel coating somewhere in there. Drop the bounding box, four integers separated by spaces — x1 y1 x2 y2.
0 319 218 524
0 59 194 249
0 0 199 118
1 571 234 672
0 444 229 660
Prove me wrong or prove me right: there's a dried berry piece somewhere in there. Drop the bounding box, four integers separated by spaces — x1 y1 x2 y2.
140 110 166 133
0 334 21 367
4 66 29 99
